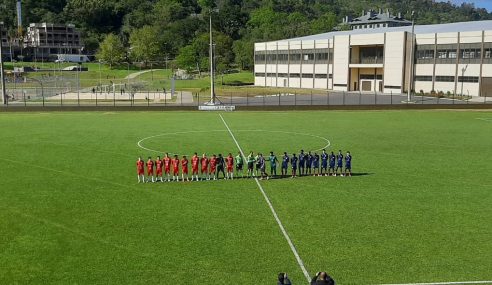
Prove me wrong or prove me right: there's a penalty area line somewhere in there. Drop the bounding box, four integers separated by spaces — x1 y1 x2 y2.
218 114 311 283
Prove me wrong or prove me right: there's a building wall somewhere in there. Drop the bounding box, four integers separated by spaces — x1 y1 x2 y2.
254 25 492 96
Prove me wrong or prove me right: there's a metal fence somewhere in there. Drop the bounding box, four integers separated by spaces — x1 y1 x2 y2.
2 77 492 107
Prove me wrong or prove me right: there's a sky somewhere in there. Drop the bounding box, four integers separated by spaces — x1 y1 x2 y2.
437 0 492 11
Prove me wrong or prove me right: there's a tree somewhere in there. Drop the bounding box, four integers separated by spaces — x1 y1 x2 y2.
96 33 126 69
129 26 160 66
233 39 254 70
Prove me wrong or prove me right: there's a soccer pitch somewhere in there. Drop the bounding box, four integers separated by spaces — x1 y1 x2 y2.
0 110 491 284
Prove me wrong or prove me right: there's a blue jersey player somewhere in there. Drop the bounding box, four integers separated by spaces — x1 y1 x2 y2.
335 150 344 176
329 151 336 176
321 149 328 176
291 153 298 178
312 153 320 176
281 152 289 177
305 151 312 175
298 150 305 176
344 151 352 177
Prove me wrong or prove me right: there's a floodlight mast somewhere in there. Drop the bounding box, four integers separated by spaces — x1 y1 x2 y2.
209 12 215 105
0 22 6 105
406 11 416 103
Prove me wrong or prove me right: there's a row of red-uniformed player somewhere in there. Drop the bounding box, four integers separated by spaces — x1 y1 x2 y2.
136 153 234 183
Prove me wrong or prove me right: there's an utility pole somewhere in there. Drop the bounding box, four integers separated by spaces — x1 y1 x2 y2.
461 64 468 97
406 11 416 103
0 22 6 105
209 11 216 105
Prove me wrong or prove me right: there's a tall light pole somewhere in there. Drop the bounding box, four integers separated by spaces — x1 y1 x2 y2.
0 22 6 105
407 11 416 103
461 64 468 97
208 10 216 105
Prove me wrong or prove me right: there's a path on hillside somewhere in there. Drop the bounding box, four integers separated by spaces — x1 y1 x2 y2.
125 69 164 80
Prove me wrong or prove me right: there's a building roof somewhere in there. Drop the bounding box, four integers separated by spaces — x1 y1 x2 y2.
348 10 411 25
259 20 492 44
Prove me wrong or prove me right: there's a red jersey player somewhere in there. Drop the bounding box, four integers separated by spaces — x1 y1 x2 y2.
171 155 180 181
226 153 234 180
155 156 164 182
191 153 200 181
163 153 171 181
136 157 145 183
181 155 189 182
146 156 155 183
201 153 209 180
209 154 217 180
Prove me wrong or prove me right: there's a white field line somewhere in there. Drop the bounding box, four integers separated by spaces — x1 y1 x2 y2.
377 281 492 285
475 118 492 122
218 114 311 283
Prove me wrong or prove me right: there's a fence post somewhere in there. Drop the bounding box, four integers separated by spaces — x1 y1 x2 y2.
180 91 183 106
485 92 487 104
263 92 265 106
422 92 424 105
60 92 63 106
391 91 393 105
96 91 98 106
246 92 249 106
294 92 297 106
114 92 116 107
343 91 345 105
230 93 233 106
359 91 362 105
327 91 329 105
23 91 26 107
278 92 281 106
197 92 200 106
374 91 377 105
42 94 45 107
310 90 313 106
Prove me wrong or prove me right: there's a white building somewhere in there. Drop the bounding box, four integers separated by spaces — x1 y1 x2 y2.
24 23 83 61
254 21 492 97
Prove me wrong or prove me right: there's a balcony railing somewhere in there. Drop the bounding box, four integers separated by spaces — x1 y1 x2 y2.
350 57 384 64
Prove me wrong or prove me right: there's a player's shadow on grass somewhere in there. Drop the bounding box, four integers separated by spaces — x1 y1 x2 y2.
233 172 373 180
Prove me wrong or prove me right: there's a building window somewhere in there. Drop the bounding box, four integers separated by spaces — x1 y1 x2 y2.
436 44 458 64
303 54 314 61
289 52 301 63
277 51 289 64
278 73 288 77
415 75 433 81
289 73 301 78
266 73 276 77
435 76 455 82
255 73 265 77
315 74 328 79
458 76 479 83
301 73 313 78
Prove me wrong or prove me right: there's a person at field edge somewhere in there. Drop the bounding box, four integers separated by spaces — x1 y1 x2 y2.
281 152 289 177
181 155 189 182
201 153 209 181
172 155 180 181
269 151 278 177
146 156 155 183
155 156 164 182
310 272 335 285
191 152 200 181
226 153 234 179
291 153 298 178
247 151 255 178
278 272 292 285
235 152 244 178
298 150 305 176
344 151 352 177
163 153 172 181
136 157 145 183
335 150 344 177
328 151 336 176
321 149 328 176
255 152 261 177
210 154 217 180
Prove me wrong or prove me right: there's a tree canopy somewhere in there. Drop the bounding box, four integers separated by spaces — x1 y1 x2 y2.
0 0 491 71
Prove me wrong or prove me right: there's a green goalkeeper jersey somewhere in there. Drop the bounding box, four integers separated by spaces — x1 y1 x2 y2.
247 154 255 163
235 154 243 165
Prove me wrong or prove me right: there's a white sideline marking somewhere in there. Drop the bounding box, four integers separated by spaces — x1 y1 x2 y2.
377 281 492 285
476 117 492 122
218 114 311 283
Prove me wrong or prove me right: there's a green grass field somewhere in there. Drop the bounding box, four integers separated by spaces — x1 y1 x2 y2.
0 110 491 284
